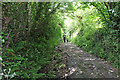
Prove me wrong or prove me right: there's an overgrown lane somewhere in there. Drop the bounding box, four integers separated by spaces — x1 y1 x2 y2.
56 42 118 78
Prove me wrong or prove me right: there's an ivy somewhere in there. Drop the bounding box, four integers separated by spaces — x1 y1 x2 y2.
2 2 62 79
1 2 119 79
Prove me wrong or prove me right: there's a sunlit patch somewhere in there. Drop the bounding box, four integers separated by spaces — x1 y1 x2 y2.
70 47 74 49
69 67 77 75
80 50 83 52
108 68 114 73
91 73 94 75
63 67 77 78
64 74 68 77
73 54 75 55
69 0 73 2
73 31 79 38
74 51 81 54
79 71 83 74
72 28 80 39
64 16 73 28
109 70 114 73
84 58 96 61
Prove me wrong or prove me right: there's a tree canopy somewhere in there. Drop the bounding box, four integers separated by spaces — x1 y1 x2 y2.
1 2 119 79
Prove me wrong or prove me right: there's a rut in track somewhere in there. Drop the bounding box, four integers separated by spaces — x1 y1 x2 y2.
55 42 118 78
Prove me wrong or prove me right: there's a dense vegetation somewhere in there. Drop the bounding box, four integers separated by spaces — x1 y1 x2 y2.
2 2 62 78
63 2 119 69
1 2 119 79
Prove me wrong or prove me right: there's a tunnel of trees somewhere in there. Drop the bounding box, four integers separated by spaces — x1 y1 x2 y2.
1 2 119 79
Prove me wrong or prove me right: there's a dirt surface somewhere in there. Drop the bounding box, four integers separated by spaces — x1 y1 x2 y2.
55 42 119 78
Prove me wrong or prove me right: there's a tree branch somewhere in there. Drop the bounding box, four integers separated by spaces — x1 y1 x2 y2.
104 2 111 20
48 3 61 15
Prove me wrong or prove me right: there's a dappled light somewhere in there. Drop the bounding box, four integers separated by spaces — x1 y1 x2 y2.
72 29 79 38
84 58 96 61
80 50 83 52
69 67 77 75
1 1 119 79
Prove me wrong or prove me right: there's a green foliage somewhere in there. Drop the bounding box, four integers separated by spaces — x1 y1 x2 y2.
2 2 62 79
2 2 119 79
64 2 119 69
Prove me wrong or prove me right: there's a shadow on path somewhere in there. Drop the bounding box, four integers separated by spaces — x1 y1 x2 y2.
55 42 118 78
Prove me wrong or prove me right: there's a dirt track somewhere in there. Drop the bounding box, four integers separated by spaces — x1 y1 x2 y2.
55 42 119 78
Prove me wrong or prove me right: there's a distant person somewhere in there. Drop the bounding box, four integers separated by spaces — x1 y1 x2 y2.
67 39 68 42
63 34 66 43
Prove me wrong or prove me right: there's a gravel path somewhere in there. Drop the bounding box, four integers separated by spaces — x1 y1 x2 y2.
56 42 119 78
